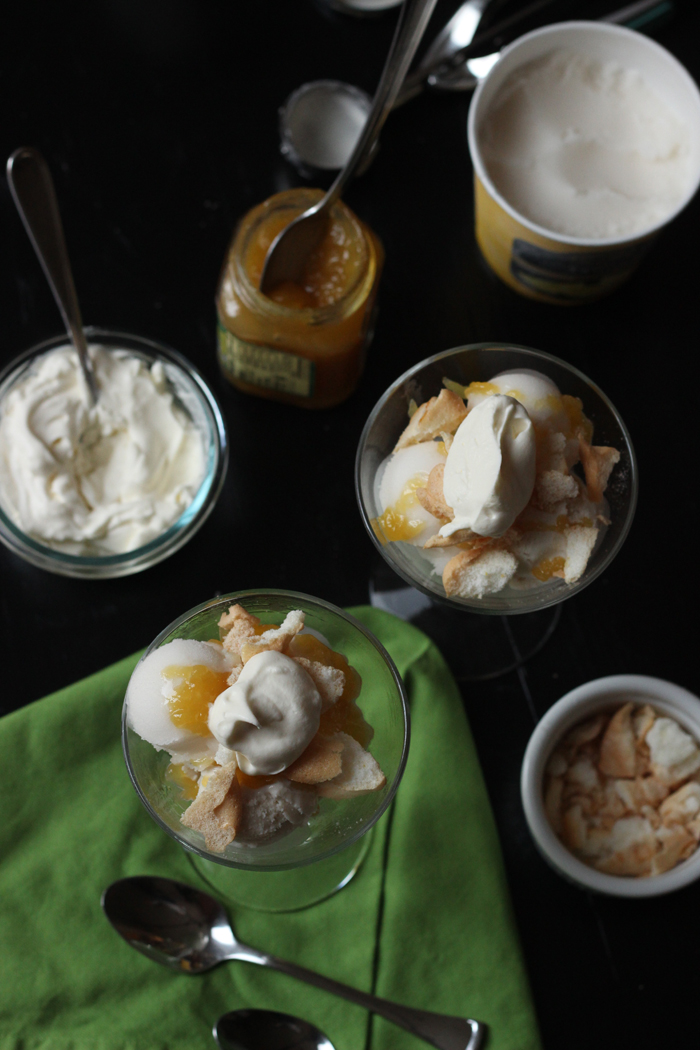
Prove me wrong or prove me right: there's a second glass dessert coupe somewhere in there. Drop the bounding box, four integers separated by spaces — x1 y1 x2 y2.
356 343 638 679
123 589 409 912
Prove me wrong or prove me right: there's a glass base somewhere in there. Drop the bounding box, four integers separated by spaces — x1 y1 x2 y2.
369 561 561 681
185 831 372 913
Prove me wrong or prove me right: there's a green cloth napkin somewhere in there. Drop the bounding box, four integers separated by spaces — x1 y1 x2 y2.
0 607 540 1050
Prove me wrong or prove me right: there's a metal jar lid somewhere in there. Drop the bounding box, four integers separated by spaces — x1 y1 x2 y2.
279 79 376 178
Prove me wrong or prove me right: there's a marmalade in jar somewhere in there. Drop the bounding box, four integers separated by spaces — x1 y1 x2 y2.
216 188 383 409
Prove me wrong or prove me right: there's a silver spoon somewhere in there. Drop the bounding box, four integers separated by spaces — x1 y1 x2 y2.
102 876 486 1050
214 1009 336 1050
6 147 99 404
404 0 493 94
398 0 672 99
260 0 439 293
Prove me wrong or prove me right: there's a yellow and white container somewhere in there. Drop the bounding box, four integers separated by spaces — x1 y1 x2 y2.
467 22 700 304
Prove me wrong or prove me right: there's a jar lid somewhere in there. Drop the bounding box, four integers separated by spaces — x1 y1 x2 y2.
279 79 377 178
317 0 402 14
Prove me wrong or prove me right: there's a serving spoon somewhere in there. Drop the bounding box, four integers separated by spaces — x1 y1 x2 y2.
260 0 439 293
7 147 99 404
102 876 486 1050
214 1009 336 1050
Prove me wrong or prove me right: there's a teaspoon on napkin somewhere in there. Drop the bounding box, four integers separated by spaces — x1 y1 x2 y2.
214 1009 336 1050
102 875 486 1050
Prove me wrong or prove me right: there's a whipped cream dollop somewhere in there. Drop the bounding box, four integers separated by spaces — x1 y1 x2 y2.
208 650 322 775
440 394 536 539
479 49 693 239
0 345 206 555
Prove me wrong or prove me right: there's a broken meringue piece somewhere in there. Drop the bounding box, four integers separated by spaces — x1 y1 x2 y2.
544 701 700 878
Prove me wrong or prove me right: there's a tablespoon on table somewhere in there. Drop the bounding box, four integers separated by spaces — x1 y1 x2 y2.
6 147 99 404
260 0 439 293
214 1009 336 1050
102 876 486 1050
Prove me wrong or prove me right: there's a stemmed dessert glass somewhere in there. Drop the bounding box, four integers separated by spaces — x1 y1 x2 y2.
123 589 409 912
355 343 638 679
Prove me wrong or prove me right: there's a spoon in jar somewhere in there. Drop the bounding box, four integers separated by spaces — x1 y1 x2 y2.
102 876 486 1050
214 1009 336 1050
6 147 99 404
260 0 439 293
279 0 492 177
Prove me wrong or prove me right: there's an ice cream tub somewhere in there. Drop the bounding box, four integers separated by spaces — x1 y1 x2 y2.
467 21 700 304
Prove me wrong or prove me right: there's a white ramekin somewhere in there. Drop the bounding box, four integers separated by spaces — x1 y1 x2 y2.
521 675 700 897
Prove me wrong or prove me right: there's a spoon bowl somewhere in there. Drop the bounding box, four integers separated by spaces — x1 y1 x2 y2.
102 875 486 1050
102 875 230 973
215 1010 336 1050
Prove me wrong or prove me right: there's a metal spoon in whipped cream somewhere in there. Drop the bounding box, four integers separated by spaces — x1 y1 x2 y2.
7 147 99 404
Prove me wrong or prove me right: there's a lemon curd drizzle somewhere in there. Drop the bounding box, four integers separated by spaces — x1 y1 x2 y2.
166 762 199 800
163 664 230 736
373 472 435 543
532 556 566 581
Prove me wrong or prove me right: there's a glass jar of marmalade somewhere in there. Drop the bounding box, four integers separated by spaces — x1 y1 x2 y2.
216 188 384 409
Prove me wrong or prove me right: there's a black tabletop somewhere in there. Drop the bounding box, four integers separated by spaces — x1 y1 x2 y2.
1 1 698 1047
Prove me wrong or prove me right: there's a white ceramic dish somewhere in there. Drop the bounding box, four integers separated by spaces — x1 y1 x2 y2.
521 674 700 897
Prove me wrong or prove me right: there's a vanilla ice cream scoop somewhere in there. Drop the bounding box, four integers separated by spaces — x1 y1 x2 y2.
440 394 536 539
126 639 234 762
208 650 322 775
467 369 568 430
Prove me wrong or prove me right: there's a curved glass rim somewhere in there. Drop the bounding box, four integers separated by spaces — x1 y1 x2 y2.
355 342 639 615
122 589 411 871
0 328 229 577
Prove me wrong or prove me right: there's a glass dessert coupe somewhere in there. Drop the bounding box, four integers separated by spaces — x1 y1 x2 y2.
123 590 409 912
355 344 638 679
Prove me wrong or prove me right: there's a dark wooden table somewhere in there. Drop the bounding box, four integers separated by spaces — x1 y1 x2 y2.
2 1 698 1046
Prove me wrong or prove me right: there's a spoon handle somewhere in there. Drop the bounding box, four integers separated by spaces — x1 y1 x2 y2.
7 147 98 402
324 0 439 208
231 946 485 1050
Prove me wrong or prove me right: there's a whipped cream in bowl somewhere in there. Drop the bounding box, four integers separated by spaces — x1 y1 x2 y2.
0 329 227 577
356 343 637 614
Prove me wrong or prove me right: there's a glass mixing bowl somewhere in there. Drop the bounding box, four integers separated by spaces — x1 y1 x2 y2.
0 329 228 578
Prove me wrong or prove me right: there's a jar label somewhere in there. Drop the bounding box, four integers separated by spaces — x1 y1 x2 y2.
217 324 315 398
